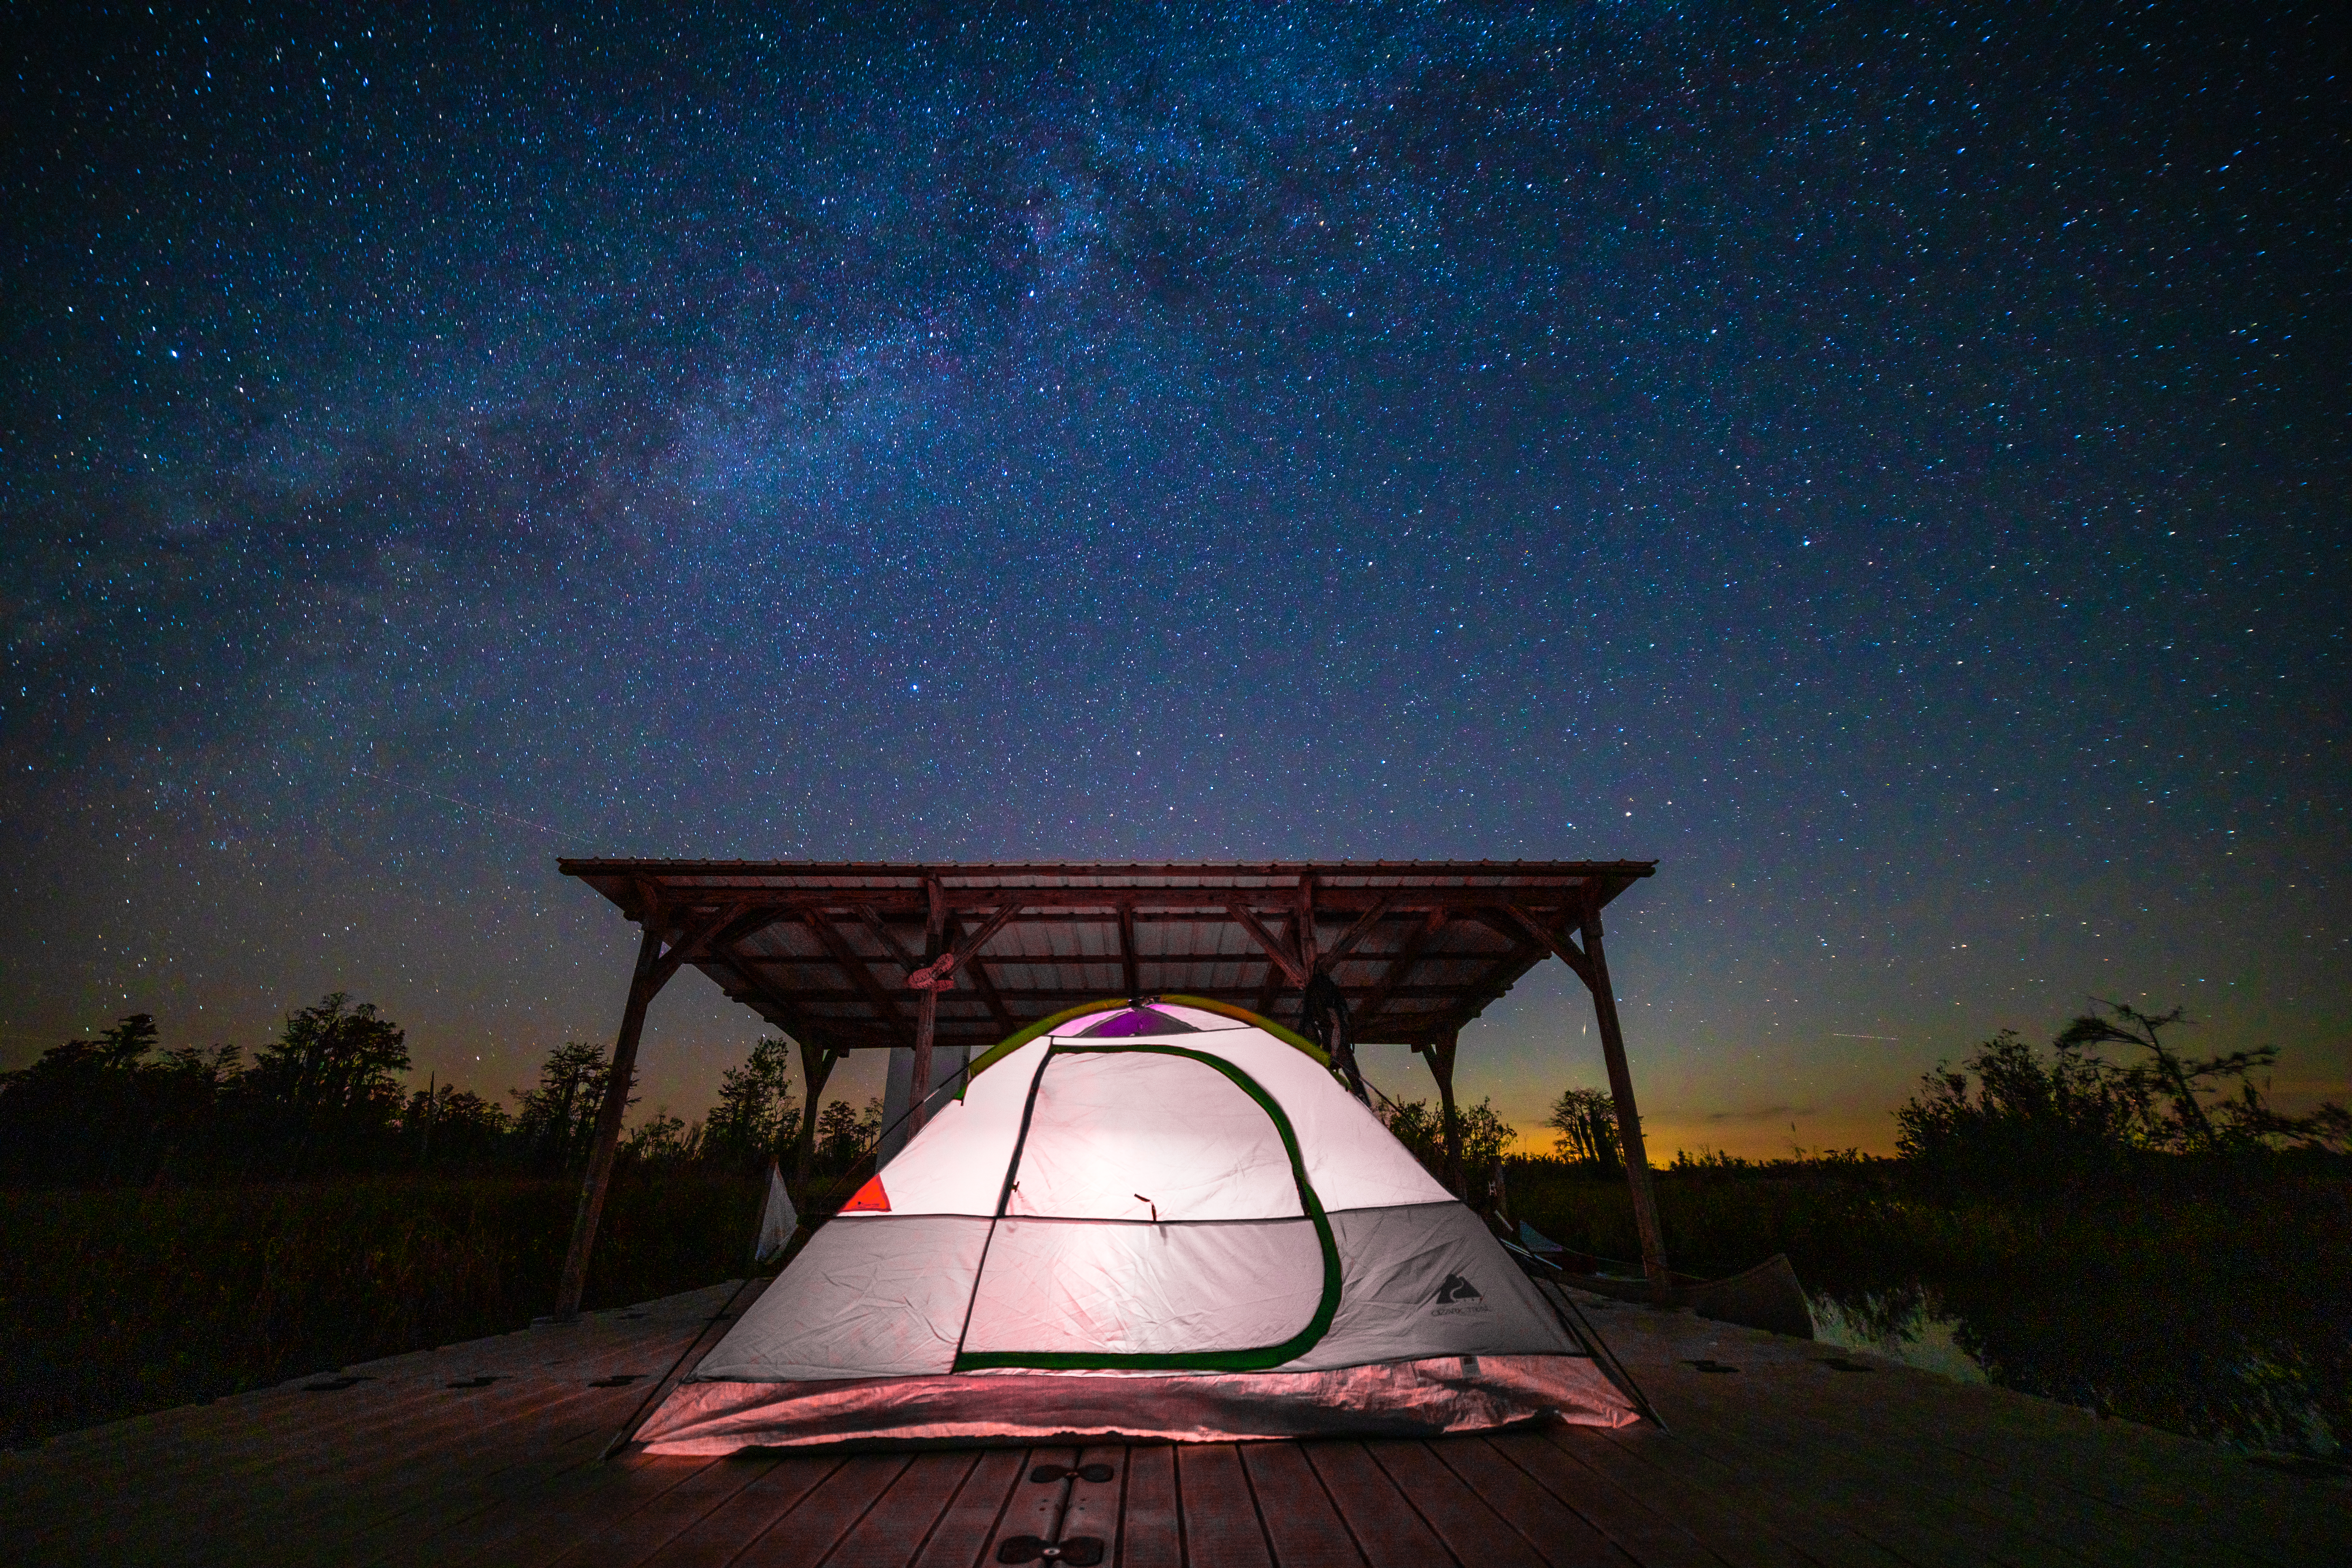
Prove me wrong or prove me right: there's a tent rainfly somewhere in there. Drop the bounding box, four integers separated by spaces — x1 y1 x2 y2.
635 999 1640 1451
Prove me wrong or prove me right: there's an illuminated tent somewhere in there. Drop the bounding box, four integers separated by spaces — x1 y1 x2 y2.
637 1000 1640 1451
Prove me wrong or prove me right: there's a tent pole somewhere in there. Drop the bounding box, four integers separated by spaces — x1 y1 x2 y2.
555 923 667 1323
1430 1029 1465 1198
1578 905 1673 1302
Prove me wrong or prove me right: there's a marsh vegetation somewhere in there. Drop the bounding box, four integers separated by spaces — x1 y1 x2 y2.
3 996 2343 1458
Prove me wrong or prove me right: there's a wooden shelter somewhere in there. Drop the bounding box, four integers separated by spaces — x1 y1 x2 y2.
552 859 1667 1319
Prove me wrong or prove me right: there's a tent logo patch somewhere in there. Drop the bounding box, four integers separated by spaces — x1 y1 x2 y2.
1430 1273 1491 1316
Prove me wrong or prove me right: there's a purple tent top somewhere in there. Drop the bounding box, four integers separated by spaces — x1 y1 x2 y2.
1074 1005 1200 1038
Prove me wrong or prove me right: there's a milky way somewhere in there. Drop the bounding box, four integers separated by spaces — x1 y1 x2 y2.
4 3 2344 1152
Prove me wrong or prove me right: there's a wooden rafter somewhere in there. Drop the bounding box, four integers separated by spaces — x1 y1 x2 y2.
799 909 911 1042
649 902 759 989
852 905 922 973
1226 901 1308 987
1321 895 1394 971
1499 904 1596 988
1354 907 1448 1034
1449 940 1546 1031
946 910 1016 1033
944 903 1021 971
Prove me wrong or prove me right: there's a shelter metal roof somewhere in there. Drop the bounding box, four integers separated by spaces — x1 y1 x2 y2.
558 859 1656 1053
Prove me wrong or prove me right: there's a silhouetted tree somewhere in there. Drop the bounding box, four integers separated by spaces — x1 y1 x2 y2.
1378 1096 1514 1190
0 1016 242 1185
402 1083 512 1169
511 1041 628 1171
1546 1086 1622 1172
812 1097 881 1175
622 1109 701 1166
2054 1000 2347 1152
1897 1003 2350 1189
700 1037 799 1172
243 994 411 1176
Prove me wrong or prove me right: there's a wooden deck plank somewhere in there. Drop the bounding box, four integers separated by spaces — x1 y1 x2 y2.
357 1451 697 1568
1237 1441 1366 1568
546 1457 786 1568
909 1447 1029 1568
324 1397 644 1568
468 1457 728 1568
19 1376 534 1536
740 1452 915 1562
1584 1425 1913 1568
12 1281 2351 1568
822 1449 986 1568
1297 1440 1454 1568
1528 1428 1811 1568
640 1454 848 1568
1583 1296 2350 1566
338 1470 613 1568
1746 1354 2342 1567
1121 1445 1184 1568
997 1446 1080 1559
37 1380 625 1565
220 1385 643 1568
18 1303 704 1507
1661 1361 2275 1568
1617 1407 1998 1568
1176 1443 1275 1568
1425 1435 1636 1567
1058 1443 1129 1564
1656 1369 2122 1567
1484 1430 1734 1568
1361 1440 1547 1568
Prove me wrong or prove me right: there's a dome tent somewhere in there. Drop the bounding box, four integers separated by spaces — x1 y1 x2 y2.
636 999 1640 1451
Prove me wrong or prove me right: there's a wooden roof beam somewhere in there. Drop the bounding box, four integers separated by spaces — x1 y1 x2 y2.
1320 895 1395 971
1498 904 1597 988
1353 907 1448 1034
1118 905 1141 999
947 909 1017 1034
590 884 1630 916
1226 902 1308 988
798 909 913 1044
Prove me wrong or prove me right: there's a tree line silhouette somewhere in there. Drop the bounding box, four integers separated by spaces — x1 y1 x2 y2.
0 994 880 1187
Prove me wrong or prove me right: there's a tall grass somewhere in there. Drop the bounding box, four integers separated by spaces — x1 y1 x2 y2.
0 1169 759 1449
1511 1155 2352 1457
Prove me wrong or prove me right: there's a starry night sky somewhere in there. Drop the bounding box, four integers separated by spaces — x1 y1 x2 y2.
4 2 2345 1155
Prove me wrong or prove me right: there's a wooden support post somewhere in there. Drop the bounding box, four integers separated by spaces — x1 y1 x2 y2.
1579 904 1673 1301
1118 904 1141 1000
555 924 666 1322
794 1038 841 1184
906 880 947 1137
909 989 939 1134
1428 1029 1465 1199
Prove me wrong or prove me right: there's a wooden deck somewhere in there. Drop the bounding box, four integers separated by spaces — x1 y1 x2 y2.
4 1281 2344 1567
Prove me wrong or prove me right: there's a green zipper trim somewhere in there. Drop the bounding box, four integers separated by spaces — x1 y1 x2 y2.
958 995 1325 1100
952 1043 1342 1373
